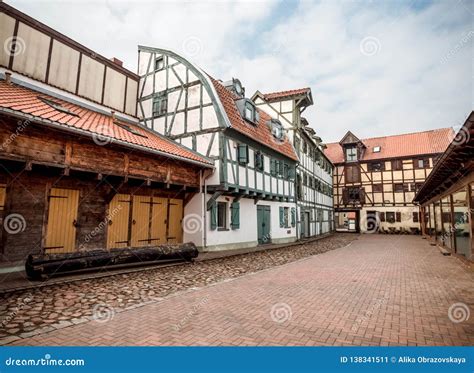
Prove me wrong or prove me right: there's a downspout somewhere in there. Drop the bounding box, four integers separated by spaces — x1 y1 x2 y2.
202 167 214 249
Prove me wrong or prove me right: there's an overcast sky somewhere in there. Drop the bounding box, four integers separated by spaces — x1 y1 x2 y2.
9 0 473 143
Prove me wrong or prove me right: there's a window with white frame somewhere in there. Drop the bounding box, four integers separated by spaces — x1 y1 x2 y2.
217 202 227 229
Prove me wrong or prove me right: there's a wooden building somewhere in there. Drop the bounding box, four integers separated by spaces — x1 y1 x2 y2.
324 129 453 233
252 89 334 238
0 4 212 265
414 112 473 261
137 46 299 251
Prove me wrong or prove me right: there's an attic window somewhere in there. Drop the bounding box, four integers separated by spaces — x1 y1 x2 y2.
155 56 164 71
39 97 79 117
373 146 381 153
270 119 284 140
115 122 148 138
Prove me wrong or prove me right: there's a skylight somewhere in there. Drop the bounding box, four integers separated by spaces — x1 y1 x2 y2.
373 146 381 153
39 96 79 117
115 122 148 138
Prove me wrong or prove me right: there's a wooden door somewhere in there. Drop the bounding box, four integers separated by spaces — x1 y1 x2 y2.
167 198 183 244
45 188 79 253
131 195 151 247
106 194 131 249
257 205 271 244
150 197 167 245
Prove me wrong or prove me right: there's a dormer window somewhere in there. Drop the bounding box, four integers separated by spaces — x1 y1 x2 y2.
373 146 381 153
223 78 245 98
345 146 357 162
155 56 164 71
237 99 259 124
234 80 243 96
270 119 284 140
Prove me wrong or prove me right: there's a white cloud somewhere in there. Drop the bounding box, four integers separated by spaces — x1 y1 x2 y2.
9 0 473 143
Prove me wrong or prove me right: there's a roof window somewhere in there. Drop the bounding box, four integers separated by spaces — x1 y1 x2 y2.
39 96 79 117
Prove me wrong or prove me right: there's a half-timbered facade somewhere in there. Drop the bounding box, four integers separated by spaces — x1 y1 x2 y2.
0 4 213 265
414 112 473 261
137 47 299 251
252 89 334 238
324 129 453 233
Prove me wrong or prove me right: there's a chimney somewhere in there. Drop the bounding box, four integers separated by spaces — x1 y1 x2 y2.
110 57 123 67
4 71 12 84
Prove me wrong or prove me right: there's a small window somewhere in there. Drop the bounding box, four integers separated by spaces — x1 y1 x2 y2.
386 212 395 223
302 141 307 154
368 161 384 172
345 146 357 162
217 202 227 229
373 146 381 153
394 183 408 193
412 212 419 223
244 101 256 123
255 151 264 171
414 158 429 169
348 187 360 202
392 160 403 171
237 144 249 164
155 56 165 71
373 183 383 193
271 120 284 140
152 94 168 116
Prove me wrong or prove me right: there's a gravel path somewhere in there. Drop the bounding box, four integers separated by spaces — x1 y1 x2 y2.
0 233 356 341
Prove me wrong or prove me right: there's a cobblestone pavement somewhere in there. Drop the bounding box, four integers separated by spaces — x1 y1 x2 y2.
0 234 356 344
5 234 474 346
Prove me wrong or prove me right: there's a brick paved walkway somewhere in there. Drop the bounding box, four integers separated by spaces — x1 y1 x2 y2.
8 235 474 346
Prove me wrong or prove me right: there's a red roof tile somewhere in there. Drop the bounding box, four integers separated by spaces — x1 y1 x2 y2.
324 128 454 164
262 88 311 101
210 78 298 161
0 81 212 166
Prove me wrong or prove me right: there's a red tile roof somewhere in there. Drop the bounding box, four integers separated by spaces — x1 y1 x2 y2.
324 128 454 164
262 88 311 101
0 81 212 166
210 78 298 161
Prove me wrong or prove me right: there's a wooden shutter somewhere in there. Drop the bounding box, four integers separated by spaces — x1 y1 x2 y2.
230 201 240 230
291 207 296 227
342 188 349 205
412 212 419 223
0 184 6 211
380 212 386 222
131 195 151 247
279 207 284 228
360 188 366 204
270 159 276 176
396 212 401 222
150 197 167 244
210 200 217 230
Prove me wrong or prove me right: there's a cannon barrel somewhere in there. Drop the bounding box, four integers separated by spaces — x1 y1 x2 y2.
25 243 198 280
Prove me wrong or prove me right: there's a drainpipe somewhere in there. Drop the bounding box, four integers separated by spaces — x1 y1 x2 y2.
202 168 213 249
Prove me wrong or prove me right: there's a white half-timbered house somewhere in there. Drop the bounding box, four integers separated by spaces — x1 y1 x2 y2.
252 89 334 238
137 46 299 252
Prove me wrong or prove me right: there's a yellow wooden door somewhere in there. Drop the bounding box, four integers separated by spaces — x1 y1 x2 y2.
45 188 79 253
0 184 6 211
131 195 151 247
150 197 167 245
167 198 183 244
106 194 131 249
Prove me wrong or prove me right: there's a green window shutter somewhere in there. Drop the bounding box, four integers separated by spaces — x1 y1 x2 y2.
291 207 296 227
231 201 240 229
279 207 284 228
288 167 295 181
210 200 217 230
237 144 248 164
278 161 284 176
